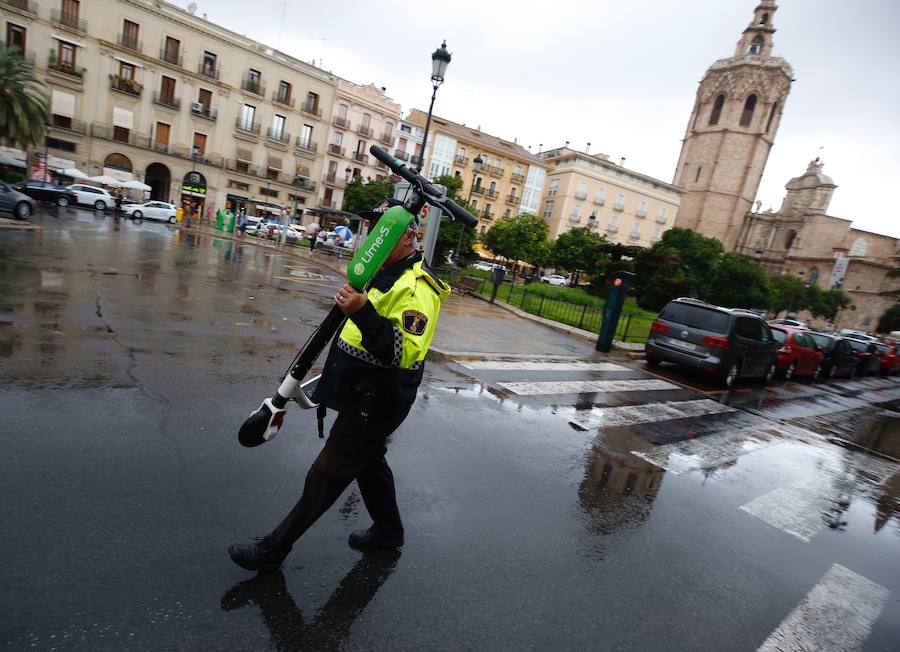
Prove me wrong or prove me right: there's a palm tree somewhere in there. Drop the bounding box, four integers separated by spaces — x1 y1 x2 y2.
0 43 49 169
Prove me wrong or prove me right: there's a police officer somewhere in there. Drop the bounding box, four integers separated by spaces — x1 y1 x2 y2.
228 200 450 572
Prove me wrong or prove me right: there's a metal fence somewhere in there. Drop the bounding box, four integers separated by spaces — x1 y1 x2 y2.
463 277 654 343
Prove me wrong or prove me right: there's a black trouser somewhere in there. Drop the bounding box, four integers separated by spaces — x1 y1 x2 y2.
267 404 410 555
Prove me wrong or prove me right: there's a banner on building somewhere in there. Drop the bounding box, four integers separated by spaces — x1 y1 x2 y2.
30 153 49 181
829 256 849 289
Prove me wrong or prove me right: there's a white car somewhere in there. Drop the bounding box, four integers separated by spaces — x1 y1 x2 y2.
123 201 177 223
540 274 569 286
472 262 503 272
66 184 114 211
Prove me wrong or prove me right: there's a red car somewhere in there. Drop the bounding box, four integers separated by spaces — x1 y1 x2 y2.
875 343 898 374
768 325 825 380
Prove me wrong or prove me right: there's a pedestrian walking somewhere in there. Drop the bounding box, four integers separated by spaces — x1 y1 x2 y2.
113 190 123 221
238 212 248 239
228 202 451 571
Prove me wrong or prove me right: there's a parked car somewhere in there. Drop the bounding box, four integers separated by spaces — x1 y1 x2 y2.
66 184 114 210
837 329 880 343
806 332 859 378
15 180 78 207
769 318 810 329
768 325 825 380
843 338 881 376
874 343 898 374
0 180 35 219
540 274 568 286
122 201 177 223
472 262 504 272
645 298 779 387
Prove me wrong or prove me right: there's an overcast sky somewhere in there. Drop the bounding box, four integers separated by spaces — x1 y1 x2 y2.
178 0 900 237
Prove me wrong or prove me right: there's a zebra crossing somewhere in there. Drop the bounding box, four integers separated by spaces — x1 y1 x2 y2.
452 355 899 650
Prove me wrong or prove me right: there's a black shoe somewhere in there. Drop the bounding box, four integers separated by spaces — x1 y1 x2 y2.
227 537 285 572
348 528 404 550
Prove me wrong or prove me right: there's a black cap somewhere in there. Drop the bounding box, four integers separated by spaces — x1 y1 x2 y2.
358 198 404 223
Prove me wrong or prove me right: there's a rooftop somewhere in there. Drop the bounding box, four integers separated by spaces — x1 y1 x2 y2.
540 147 683 197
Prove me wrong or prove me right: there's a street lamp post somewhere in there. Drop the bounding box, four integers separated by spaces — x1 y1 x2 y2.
455 153 485 267
416 40 451 175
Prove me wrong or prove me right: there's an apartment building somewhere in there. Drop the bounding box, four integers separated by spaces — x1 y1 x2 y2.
538 147 683 247
1 0 336 219
406 109 549 235
320 80 401 210
391 118 424 171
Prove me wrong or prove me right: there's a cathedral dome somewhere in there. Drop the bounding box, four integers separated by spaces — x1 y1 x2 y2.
786 158 835 189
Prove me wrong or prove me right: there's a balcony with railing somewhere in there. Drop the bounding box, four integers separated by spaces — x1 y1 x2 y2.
379 132 393 145
47 54 85 80
454 155 469 166
225 159 260 177
489 166 505 177
272 91 295 108
153 91 181 110
606 224 619 233
159 48 183 67
190 103 217 121
295 138 318 154
331 115 349 129
1 0 38 15
292 176 316 192
394 150 410 161
266 127 291 144
323 174 347 189
302 102 322 118
481 209 494 220
327 144 345 157
356 124 372 137
470 185 485 196
234 117 261 135
593 196 605 206
636 208 647 219
575 191 587 200
51 8 86 32
352 152 368 164
612 202 625 212
629 231 640 240
318 199 336 209
241 77 265 96
110 74 143 96
656 214 667 224
48 117 87 135
116 33 141 52
198 62 220 79
505 194 520 204
511 172 525 183
410 154 423 167
485 188 499 199
568 214 581 223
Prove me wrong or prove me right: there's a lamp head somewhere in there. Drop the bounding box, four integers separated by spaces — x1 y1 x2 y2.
431 40 451 84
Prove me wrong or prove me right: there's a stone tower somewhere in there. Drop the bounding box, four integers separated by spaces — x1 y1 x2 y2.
672 1 793 250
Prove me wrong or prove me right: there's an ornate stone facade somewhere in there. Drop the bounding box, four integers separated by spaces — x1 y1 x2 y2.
672 1 793 250
735 160 900 331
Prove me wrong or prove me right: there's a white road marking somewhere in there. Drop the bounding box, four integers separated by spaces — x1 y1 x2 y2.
633 427 796 475
566 398 735 429
740 479 832 542
460 360 628 372
758 564 889 652
499 378 679 396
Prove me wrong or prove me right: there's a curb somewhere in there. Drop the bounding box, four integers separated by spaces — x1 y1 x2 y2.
0 217 40 230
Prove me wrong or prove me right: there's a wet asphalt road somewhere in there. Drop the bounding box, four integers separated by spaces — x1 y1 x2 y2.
1 207 899 651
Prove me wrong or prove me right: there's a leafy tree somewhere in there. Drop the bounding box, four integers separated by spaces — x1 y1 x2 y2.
808 287 852 322
341 176 395 216
767 274 812 315
482 213 550 283
431 174 477 267
880 267 900 298
635 228 723 310
0 44 49 176
552 227 607 274
876 304 900 334
704 254 771 309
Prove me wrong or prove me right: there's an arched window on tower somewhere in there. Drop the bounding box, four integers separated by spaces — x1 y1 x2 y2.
766 102 779 132
760 12 769 25
785 229 797 250
740 94 758 126
709 94 725 125
749 34 764 55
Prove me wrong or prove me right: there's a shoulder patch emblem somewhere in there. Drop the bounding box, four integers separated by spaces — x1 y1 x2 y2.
402 310 428 336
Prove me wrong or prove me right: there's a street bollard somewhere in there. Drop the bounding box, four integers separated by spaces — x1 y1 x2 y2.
596 271 636 352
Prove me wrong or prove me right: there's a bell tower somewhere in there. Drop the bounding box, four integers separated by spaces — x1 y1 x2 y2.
672 1 793 250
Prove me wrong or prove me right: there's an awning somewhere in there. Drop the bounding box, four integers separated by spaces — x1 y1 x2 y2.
103 167 134 182
51 90 75 118
236 148 253 164
48 155 75 170
0 156 26 168
51 34 86 47
114 56 143 68
62 167 90 180
267 156 282 172
113 107 133 129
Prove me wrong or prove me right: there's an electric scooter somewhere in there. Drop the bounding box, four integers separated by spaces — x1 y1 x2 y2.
238 145 478 447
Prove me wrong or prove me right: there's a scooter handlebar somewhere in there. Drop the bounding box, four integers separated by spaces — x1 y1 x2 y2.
369 145 478 229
